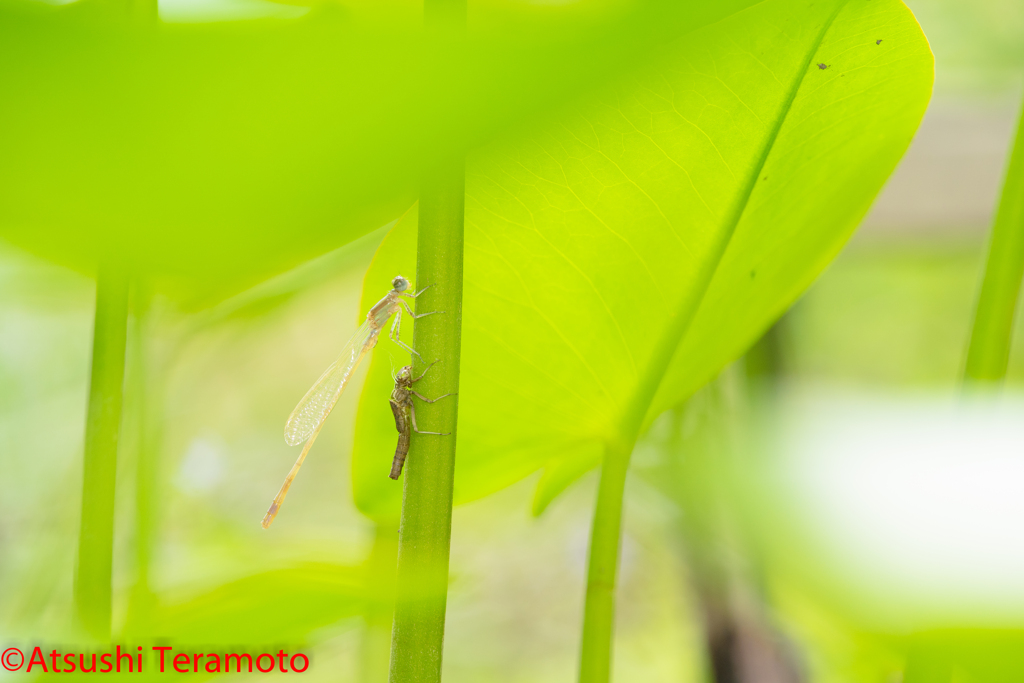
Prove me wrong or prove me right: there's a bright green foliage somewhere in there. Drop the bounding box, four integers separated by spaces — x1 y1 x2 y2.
643 1 934 420
153 564 367 645
0 0 755 308
351 0 933 522
36 565 367 682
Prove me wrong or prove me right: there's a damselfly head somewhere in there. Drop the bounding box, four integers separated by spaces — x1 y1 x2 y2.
392 275 410 292
396 365 413 383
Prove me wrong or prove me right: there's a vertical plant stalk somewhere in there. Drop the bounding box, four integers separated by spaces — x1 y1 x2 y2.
75 265 130 641
578 444 630 683
125 285 162 636
964 100 1024 383
389 109 465 683
389 3 465 680
389 159 464 683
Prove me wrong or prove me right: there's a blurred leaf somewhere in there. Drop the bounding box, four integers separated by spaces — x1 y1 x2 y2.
187 223 388 330
531 446 603 516
0 0 756 308
153 563 367 645
349 0 933 521
29 565 367 682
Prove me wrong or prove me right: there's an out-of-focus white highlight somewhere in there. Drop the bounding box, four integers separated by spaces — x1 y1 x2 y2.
159 0 306 23
176 435 228 495
777 391 1024 626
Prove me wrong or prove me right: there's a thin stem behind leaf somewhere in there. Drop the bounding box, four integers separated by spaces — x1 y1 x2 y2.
964 98 1024 383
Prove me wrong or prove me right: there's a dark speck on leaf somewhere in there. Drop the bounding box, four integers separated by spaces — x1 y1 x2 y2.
876 39 883 45
750 270 756 279
817 63 829 70
762 176 767 181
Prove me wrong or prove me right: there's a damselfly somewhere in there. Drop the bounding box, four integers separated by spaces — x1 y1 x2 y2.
262 275 435 528
388 362 454 480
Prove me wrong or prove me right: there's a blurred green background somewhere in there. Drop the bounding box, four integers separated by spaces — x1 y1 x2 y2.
1 0 1023 682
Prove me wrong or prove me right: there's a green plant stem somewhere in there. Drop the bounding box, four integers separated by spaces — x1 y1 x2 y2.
578 444 630 683
388 154 464 683
389 2 465 678
964 99 1024 383
125 285 161 637
75 265 130 641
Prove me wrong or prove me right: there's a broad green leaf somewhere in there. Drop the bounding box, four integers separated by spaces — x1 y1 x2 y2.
349 0 932 521
33 565 368 682
0 0 755 308
646 2 936 421
152 563 367 644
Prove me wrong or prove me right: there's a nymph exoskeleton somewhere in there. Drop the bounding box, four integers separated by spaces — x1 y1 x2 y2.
389 361 454 480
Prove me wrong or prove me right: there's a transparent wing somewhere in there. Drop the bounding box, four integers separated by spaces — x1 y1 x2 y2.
284 320 380 446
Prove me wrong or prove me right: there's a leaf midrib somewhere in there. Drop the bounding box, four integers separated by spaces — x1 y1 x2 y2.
611 0 850 453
